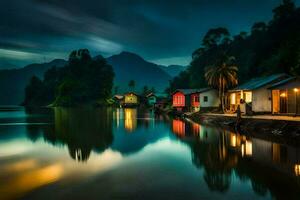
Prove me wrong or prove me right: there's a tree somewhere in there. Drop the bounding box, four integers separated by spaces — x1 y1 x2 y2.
202 27 231 49
23 49 115 106
142 85 149 96
272 0 295 21
128 80 135 91
23 76 46 106
205 54 238 112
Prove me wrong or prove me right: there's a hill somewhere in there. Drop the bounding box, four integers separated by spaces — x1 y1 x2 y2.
106 51 171 93
0 51 172 105
0 59 67 105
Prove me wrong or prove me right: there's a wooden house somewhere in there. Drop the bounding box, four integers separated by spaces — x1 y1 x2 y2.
172 89 199 111
146 93 157 106
123 92 139 107
227 74 289 114
268 77 300 115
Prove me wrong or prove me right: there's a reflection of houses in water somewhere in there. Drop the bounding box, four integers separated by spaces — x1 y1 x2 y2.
172 119 185 137
228 131 300 176
172 119 200 137
229 133 252 157
124 108 137 132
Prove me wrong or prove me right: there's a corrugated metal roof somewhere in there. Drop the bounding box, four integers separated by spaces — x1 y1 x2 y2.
173 88 212 95
268 77 300 90
230 74 288 91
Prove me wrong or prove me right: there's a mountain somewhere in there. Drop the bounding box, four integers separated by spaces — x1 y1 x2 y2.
0 59 67 105
106 51 171 93
159 64 187 77
0 51 172 105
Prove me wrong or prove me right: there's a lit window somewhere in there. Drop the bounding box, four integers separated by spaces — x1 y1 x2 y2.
244 92 252 103
231 93 236 104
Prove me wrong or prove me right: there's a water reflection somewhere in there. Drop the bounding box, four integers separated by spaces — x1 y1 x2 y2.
1 107 300 199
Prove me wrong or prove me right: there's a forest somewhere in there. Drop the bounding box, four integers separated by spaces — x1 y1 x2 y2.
23 49 114 106
168 0 300 92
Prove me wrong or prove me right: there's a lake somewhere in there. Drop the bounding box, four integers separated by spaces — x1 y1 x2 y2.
0 106 300 200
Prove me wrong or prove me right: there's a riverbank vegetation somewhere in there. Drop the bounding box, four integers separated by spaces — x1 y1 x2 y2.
23 49 114 107
167 0 300 92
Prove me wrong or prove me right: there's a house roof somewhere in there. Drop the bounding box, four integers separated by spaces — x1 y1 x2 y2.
113 95 124 100
172 88 212 95
146 92 156 98
230 74 288 91
124 92 138 96
268 77 300 90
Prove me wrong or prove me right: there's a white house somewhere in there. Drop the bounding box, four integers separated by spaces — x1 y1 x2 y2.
227 74 289 113
199 88 220 111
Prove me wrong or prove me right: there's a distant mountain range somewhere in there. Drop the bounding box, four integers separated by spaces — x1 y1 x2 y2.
0 51 186 105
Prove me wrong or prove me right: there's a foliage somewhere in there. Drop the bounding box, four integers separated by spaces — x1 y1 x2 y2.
23 49 114 106
205 55 238 111
168 0 300 92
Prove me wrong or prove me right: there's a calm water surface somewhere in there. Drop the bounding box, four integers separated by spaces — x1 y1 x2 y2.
0 106 300 200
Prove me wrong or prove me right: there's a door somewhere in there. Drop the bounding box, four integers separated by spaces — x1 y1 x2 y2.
279 90 287 113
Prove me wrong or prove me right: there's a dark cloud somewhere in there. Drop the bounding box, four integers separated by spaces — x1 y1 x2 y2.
0 0 299 68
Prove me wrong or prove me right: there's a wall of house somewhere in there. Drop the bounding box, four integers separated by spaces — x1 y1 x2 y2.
124 94 138 104
172 92 185 107
252 86 272 112
200 90 220 108
148 96 156 105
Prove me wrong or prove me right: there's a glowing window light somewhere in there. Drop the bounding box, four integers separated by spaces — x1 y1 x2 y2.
294 88 299 93
230 134 237 147
245 140 252 156
280 92 286 97
295 164 300 176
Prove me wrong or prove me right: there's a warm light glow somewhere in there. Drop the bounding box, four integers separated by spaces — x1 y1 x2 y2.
294 88 299 93
244 92 252 103
230 134 236 147
241 144 245 157
192 123 200 135
230 93 236 105
295 164 300 176
124 108 137 132
172 119 185 137
280 92 286 97
245 140 252 156
0 164 63 199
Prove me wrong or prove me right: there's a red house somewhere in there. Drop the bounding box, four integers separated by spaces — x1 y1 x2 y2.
172 89 202 112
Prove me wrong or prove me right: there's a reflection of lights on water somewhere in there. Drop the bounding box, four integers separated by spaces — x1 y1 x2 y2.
245 140 252 156
230 134 236 147
116 109 120 128
241 140 252 157
124 109 137 132
172 120 185 137
0 164 63 199
295 164 300 176
192 123 200 136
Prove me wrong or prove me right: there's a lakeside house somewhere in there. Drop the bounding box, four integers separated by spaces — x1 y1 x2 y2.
227 74 289 114
146 93 157 106
268 77 300 115
198 88 220 111
123 92 139 107
172 89 202 112
113 95 124 106
172 88 219 112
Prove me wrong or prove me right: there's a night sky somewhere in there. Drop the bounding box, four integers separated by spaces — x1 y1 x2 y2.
1 0 299 69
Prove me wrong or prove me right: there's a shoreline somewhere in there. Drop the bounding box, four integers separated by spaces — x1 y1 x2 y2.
186 112 300 146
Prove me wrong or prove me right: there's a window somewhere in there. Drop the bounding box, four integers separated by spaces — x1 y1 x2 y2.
204 96 208 102
194 96 199 102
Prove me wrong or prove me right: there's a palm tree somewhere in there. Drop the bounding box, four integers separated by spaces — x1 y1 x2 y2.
205 55 238 112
